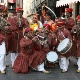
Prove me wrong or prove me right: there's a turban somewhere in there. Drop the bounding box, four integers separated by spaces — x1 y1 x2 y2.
65 8 73 13
0 4 2 10
56 19 65 27
44 24 51 30
24 28 32 33
16 7 23 12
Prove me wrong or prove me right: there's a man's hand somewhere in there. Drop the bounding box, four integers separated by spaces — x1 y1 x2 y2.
4 26 9 30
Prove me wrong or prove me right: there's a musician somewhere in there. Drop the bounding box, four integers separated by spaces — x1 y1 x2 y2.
43 25 58 68
0 4 10 73
65 8 75 31
13 28 33 73
10 8 29 68
0 19 6 73
30 13 43 31
44 11 57 31
57 20 72 73
13 28 50 74
3 8 29 68
32 32 50 73
0 6 9 74
72 15 80 73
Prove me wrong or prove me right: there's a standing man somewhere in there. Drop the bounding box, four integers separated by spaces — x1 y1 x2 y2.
56 20 72 73
10 7 29 68
0 4 7 74
65 8 75 31
72 15 80 72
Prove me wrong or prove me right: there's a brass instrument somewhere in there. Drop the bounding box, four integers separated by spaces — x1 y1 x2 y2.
0 15 11 33
72 28 77 33
17 13 22 28
72 26 78 34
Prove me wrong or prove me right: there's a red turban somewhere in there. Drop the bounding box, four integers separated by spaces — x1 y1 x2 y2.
56 19 65 27
16 7 23 12
0 4 2 9
44 24 51 30
76 15 80 20
65 8 73 13
24 28 32 33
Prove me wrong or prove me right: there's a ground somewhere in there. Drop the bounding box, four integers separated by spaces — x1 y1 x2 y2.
1 54 80 80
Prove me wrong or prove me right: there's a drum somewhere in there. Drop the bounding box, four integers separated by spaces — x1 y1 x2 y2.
46 51 58 63
57 38 72 54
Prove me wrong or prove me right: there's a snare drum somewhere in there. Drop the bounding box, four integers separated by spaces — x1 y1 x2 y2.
57 38 72 54
46 51 58 63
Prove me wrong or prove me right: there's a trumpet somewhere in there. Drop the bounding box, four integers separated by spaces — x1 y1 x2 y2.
17 13 22 28
0 16 11 33
72 28 77 33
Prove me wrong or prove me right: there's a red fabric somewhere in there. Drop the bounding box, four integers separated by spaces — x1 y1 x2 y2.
66 18 75 29
57 28 72 57
0 4 2 9
13 37 48 73
44 24 51 30
13 53 31 74
7 16 29 53
76 15 80 20
16 7 23 12
0 34 5 44
56 19 65 27
65 8 73 12
24 28 32 33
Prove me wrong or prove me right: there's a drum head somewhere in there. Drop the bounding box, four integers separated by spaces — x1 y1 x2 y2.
47 51 58 62
57 38 69 52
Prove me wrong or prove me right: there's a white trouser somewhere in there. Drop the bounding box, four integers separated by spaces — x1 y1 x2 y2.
0 41 6 71
37 62 45 71
69 57 77 64
77 57 80 70
11 53 19 67
59 57 69 71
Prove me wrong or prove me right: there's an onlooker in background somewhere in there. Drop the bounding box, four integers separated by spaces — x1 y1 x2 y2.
30 13 43 31
44 11 57 31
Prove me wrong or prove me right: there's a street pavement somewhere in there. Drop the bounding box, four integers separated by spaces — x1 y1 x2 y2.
0 54 80 80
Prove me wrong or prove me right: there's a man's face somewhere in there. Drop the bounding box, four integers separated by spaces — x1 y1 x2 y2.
17 12 22 18
26 31 33 39
77 20 80 26
32 15 38 23
45 14 51 21
66 12 70 18
44 27 49 34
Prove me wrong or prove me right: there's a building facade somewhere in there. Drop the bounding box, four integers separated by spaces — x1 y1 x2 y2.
56 0 80 19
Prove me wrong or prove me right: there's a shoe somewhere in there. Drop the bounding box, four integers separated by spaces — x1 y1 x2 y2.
1 70 6 74
6 64 9 67
42 70 50 74
61 70 67 73
77 70 80 73
11 66 14 69
74 64 78 66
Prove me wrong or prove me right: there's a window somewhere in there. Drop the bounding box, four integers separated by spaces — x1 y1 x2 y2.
0 0 4 3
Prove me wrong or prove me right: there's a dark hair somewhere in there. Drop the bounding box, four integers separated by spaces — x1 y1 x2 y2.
45 11 55 20
45 11 52 18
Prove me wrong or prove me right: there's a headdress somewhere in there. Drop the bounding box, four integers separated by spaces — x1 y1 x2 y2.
65 8 73 13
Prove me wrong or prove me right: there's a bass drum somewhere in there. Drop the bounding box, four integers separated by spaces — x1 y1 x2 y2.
57 38 72 54
46 51 58 62
46 51 58 67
